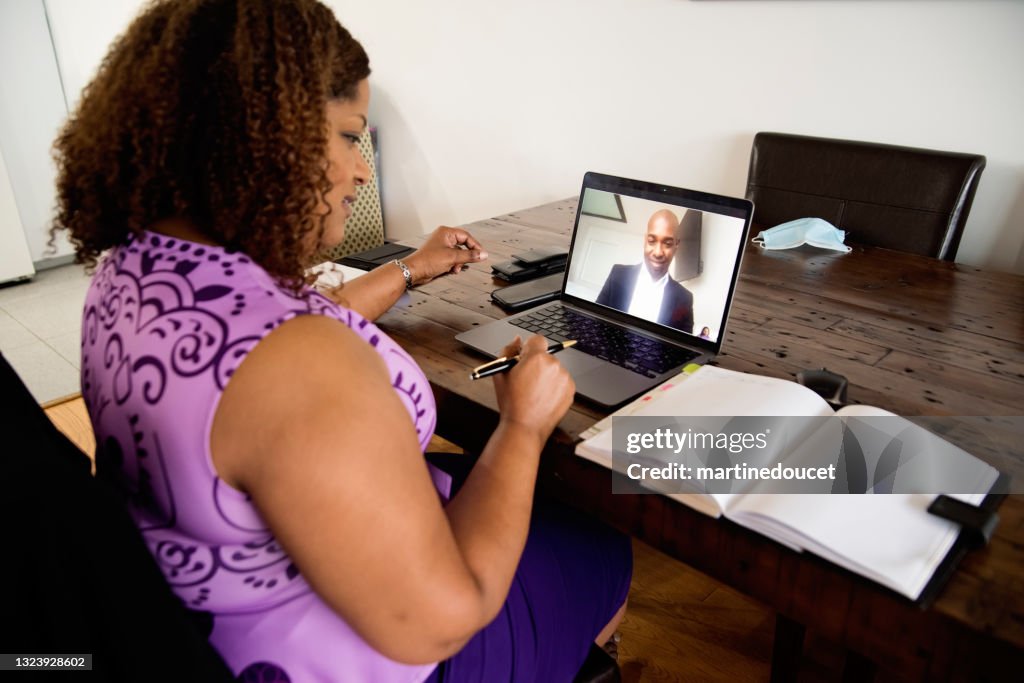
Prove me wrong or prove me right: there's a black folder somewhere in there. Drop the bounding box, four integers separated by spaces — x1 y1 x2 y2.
336 241 416 271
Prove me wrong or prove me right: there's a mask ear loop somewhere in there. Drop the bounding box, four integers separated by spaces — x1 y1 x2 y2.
752 234 765 246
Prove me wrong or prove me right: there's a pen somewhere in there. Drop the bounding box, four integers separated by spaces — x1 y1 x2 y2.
469 340 577 380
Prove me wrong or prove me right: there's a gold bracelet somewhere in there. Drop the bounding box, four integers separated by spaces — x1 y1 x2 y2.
391 258 413 290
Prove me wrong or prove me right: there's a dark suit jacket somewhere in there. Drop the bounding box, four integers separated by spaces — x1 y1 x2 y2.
595 263 694 333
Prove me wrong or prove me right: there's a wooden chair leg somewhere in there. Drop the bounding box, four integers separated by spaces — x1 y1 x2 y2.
770 613 806 683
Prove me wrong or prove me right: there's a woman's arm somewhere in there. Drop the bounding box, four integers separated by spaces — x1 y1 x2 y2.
211 319 572 665
330 226 488 320
440 336 576 612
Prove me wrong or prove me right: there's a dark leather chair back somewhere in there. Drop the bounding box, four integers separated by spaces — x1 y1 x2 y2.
0 352 234 682
745 132 986 260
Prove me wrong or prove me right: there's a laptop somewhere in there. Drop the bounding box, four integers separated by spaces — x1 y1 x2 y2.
456 171 753 408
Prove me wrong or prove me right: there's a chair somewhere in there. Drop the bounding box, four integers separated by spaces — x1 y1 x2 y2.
319 126 386 261
0 352 235 682
745 132 986 260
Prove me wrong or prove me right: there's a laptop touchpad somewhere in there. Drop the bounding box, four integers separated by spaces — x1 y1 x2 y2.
558 348 605 375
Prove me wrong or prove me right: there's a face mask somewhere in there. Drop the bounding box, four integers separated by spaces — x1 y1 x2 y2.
752 217 852 253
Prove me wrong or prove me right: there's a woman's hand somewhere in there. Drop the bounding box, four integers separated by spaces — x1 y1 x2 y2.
492 335 576 447
329 226 485 321
403 226 488 286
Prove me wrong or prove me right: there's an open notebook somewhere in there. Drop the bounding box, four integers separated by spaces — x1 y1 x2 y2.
576 366 1000 601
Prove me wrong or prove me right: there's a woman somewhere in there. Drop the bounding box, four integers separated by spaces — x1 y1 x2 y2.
52 1 631 681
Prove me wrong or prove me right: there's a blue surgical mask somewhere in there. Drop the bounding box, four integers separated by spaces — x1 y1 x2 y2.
752 217 852 253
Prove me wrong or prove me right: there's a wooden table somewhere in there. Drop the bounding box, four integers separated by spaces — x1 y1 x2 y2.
380 197 1024 682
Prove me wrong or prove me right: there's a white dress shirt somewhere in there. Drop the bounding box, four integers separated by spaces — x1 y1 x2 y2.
627 267 668 323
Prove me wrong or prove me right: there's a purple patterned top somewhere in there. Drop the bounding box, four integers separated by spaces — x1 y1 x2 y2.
81 232 440 682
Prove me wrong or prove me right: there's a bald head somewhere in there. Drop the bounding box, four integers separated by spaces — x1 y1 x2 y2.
643 209 680 279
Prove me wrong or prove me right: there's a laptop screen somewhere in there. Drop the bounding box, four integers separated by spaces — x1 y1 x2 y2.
563 173 751 346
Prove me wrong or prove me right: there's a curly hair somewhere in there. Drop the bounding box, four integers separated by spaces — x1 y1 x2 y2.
50 0 370 288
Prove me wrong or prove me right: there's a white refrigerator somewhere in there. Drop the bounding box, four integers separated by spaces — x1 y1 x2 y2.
0 147 35 284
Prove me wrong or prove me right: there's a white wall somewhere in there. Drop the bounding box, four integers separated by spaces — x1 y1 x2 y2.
328 0 1024 274
0 0 71 263
40 0 1024 273
44 0 142 112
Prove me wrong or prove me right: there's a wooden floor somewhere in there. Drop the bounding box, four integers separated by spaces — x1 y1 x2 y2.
45 397 859 682
43 395 95 463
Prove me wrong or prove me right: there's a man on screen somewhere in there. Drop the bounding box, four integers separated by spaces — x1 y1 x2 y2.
595 209 694 333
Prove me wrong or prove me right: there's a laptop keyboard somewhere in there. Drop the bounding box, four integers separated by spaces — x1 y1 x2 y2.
510 304 699 377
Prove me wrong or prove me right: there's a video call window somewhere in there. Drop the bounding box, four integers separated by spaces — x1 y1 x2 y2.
565 189 745 343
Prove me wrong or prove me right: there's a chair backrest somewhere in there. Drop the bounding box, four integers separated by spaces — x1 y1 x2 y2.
745 132 986 260
319 126 385 262
0 352 234 682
